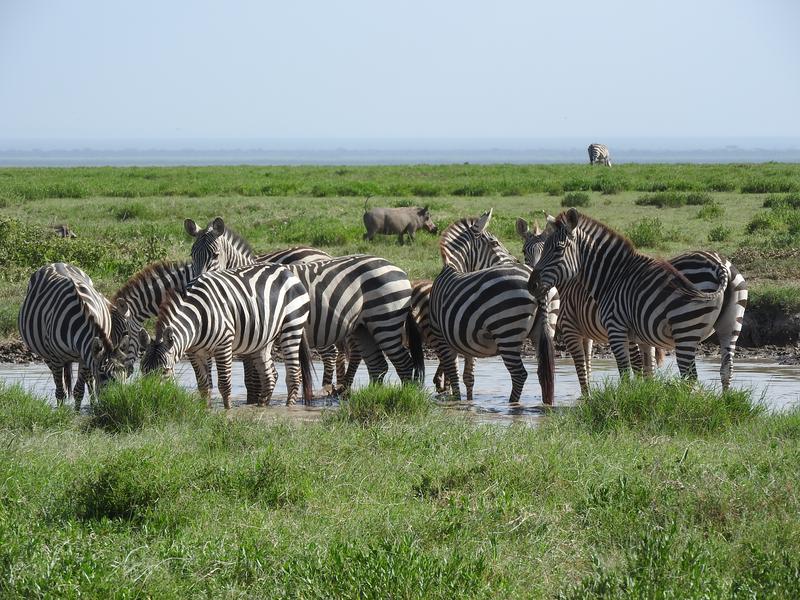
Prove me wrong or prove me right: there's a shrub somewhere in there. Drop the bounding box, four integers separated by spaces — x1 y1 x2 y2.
568 376 762 435
111 202 153 221
708 225 731 242
685 192 713 205
635 192 685 208
0 383 74 431
546 184 563 197
89 376 206 433
626 217 664 248
696 202 724 220
741 179 799 194
331 384 432 425
562 192 590 207
411 184 441 197
451 184 489 197
763 193 800 209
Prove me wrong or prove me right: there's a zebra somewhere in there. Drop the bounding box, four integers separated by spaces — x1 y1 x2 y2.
139 262 313 408
519 215 747 390
588 143 612 167
18 263 132 408
409 280 475 398
528 208 737 386
429 211 555 405
277 255 425 388
183 217 345 393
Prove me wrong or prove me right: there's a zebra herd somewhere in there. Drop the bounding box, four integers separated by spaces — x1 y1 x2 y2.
18 207 747 409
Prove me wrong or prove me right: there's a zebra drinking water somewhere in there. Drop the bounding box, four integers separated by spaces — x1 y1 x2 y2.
139 262 313 407
429 211 555 405
18 263 133 408
588 143 612 166
528 209 735 385
519 215 747 390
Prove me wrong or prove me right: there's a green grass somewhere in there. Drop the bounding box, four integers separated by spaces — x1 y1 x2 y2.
330 383 433 425
562 191 590 207
0 382 73 431
0 164 798 339
1 379 799 597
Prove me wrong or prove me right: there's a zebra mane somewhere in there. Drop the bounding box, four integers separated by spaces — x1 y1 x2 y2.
212 222 254 257
114 261 193 302
438 216 476 263
66 277 114 353
559 210 698 292
154 287 185 337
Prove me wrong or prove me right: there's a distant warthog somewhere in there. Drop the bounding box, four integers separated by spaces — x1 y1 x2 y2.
51 224 77 238
363 200 437 244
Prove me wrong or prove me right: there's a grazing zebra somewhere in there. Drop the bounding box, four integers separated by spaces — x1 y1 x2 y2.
528 209 734 385
183 217 345 393
409 280 475 398
279 255 425 388
429 211 555 405
139 262 313 407
519 216 747 390
18 263 132 408
588 143 612 166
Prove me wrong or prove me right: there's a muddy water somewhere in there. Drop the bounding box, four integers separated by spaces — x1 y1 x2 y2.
2 356 799 425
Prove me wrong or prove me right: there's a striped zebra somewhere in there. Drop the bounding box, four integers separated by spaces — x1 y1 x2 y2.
409 280 475 398
588 143 612 167
183 217 345 393
429 211 555 405
520 216 747 390
18 263 133 408
528 209 736 385
280 255 425 387
139 262 313 407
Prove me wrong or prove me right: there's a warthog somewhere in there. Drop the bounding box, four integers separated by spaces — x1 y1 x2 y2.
363 200 437 244
51 224 76 238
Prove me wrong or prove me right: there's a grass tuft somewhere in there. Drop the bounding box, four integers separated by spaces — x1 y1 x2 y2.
331 383 432 425
626 217 665 248
0 383 74 431
562 191 590 207
566 376 762 435
89 376 206 432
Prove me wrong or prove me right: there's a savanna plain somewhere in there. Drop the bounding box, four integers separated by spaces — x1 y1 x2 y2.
1 164 800 597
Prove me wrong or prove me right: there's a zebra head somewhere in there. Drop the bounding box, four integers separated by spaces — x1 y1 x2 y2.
90 335 132 389
516 216 556 268
185 217 253 276
139 327 178 377
528 208 581 298
439 209 514 272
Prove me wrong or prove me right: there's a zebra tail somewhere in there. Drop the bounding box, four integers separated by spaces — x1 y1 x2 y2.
299 335 315 403
533 300 555 406
64 362 73 399
405 312 426 382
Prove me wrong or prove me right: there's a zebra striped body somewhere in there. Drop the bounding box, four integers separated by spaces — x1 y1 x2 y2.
520 217 747 390
140 262 313 407
184 217 344 394
529 209 730 383
18 263 132 407
588 143 612 166
429 211 555 405
275 255 424 386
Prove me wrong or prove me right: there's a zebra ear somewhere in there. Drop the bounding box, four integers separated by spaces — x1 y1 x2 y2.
545 213 556 224
515 218 529 239
211 217 225 236
184 219 200 237
138 328 151 349
91 337 105 359
473 209 492 234
565 208 580 232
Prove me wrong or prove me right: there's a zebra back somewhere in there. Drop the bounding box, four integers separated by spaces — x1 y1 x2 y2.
260 246 332 264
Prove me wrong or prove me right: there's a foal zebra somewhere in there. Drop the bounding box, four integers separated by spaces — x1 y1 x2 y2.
18 263 132 407
519 216 747 390
429 211 555 405
528 209 734 385
140 262 313 407
588 143 612 166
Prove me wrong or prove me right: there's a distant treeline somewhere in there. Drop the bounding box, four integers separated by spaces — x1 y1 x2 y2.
1 163 799 200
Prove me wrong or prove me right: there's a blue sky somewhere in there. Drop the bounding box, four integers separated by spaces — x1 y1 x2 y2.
1 0 798 141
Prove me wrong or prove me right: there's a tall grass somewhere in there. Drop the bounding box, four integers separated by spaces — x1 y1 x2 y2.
331 383 432 425
567 376 762 435
89 376 206 432
0 383 73 431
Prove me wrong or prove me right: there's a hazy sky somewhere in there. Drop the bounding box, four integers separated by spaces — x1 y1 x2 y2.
1 0 798 141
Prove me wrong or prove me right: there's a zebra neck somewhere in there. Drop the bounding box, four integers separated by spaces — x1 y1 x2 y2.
575 227 639 298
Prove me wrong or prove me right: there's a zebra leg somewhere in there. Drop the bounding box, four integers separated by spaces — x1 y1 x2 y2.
438 344 461 401
335 341 348 391
351 325 389 384
340 339 362 391
674 337 699 383
583 338 593 385
261 351 278 405
242 356 262 405
564 332 590 395
498 345 527 404
638 345 656 378
214 346 234 410
75 366 93 410
280 333 303 406
189 354 213 406
608 330 633 378
48 362 69 407
463 356 475 402
319 345 337 395
433 363 447 393
629 342 644 376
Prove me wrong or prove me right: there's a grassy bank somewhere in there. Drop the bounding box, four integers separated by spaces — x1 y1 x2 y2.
1 378 799 597
1 165 799 339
